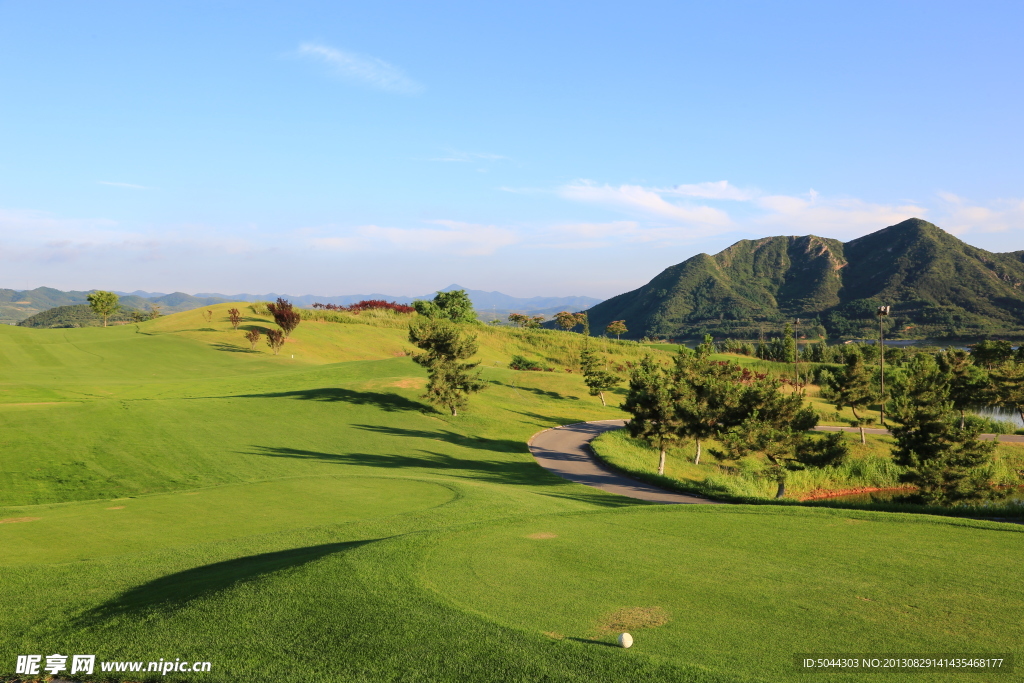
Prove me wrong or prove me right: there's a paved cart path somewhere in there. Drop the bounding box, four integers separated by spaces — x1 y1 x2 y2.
528 419 721 505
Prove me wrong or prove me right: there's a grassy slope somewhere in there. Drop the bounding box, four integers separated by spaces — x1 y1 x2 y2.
2 307 1022 682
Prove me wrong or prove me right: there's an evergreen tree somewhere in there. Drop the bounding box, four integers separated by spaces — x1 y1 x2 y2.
414 290 477 324
936 349 991 428
712 374 823 498
826 352 875 443
990 361 1024 425
889 355 1002 505
579 340 620 406
621 356 682 475
408 319 485 416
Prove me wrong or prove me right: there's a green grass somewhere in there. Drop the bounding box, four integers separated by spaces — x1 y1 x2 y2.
2 308 1022 682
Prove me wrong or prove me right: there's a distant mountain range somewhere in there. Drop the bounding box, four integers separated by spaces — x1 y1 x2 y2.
584 218 1024 340
1 284 602 325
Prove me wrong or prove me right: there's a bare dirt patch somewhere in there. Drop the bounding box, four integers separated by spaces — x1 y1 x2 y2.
388 378 425 389
527 532 558 540
106 506 125 510
0 517 41 524
597 607 670 634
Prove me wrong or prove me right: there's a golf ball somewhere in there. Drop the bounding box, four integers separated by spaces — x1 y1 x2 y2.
618 632 633 648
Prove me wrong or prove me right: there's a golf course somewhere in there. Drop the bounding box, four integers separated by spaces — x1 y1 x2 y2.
1 305 1021 682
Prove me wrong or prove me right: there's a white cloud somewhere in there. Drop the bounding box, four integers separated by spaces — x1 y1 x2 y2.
934 193 1024 236
660 180 757 201
98 181 150 190
753 193 927 238
296 43 423 95
559 181 733 227
310 220 519 256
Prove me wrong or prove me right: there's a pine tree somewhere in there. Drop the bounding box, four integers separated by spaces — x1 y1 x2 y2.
579 340 619 406
408 319 485 416
621 356 682 475
826 352 875 443
890 355 1002 505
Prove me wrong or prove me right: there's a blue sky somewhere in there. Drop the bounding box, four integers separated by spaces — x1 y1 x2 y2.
1 0 1022 298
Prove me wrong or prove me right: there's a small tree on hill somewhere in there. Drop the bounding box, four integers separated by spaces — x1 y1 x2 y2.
408 319 485 416
267 298 300 338
579 340 620 406
606 320 628 339
414 290 477 324
265 328 285 355
555 311 579 332
148 304 162 320
87 291 120 327
228 308 242 330
244 328 261 350
526 315 545 329
507 313 529 327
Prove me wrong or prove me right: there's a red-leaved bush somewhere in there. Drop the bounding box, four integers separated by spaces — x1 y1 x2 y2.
312 300 414 314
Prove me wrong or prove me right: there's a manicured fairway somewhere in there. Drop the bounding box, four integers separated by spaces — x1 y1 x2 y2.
422 505 1024 683
1 308 1021 682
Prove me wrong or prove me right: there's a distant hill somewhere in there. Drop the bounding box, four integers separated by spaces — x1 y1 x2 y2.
584 218 1024 341
17 304 144 328
191 284 602 315
0 288 228 324
2 285 601 325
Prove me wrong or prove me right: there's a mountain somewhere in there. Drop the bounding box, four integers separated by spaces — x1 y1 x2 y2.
0 288 228 324
2 285 601 325
584 219 1024 340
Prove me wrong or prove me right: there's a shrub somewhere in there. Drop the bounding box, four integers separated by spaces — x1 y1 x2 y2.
509 355 549 371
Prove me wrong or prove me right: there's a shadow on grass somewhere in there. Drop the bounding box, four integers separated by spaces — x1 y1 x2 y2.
568 637 620 648
353 424 525 452
232 388 424 412
77 540 376 624
494 380 578 402
252 444 550 487
210 342 257 354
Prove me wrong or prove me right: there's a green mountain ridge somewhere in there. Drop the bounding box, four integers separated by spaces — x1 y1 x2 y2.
0 288 228 325
585 218 1024 340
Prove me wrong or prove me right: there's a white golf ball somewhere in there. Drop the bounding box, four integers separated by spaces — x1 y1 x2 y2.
618 632 633 648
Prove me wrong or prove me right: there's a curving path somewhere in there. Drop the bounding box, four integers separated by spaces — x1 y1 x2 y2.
528 419 721 505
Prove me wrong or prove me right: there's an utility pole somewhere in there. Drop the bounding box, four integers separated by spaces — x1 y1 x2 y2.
877 306 890 426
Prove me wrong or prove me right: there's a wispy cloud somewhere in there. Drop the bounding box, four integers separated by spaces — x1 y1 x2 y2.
98 181 150 190
753 192 927 238
310 220 518 256
660 180 757 201
296 43 423 95
559 181 733 228
934 193 1024 236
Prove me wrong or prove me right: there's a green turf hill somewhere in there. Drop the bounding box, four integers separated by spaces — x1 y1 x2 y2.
17 303 146 328
0 287 228 324
585 218 1024 340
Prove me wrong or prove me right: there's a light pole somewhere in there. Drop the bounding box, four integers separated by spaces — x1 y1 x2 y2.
877 305 890 426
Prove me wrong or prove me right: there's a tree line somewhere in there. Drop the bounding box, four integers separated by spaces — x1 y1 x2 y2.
621 342 1014 506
